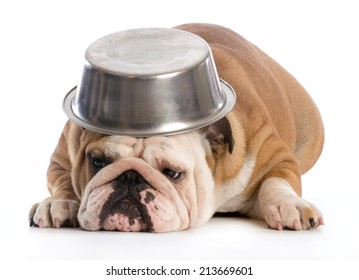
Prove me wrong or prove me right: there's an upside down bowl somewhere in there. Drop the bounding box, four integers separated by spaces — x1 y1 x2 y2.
63 27 236 136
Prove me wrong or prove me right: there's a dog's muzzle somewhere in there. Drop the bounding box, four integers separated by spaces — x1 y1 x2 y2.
99 170 154 232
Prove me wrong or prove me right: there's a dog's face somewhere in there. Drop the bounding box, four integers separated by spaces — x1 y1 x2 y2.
73 131 219 232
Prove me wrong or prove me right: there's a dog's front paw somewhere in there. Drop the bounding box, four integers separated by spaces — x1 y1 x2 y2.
264 197 324 230
29 198 79 228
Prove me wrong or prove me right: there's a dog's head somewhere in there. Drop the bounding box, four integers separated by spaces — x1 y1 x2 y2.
69 118 235 232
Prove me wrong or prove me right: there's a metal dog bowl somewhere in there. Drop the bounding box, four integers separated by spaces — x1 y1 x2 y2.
63 28 236 136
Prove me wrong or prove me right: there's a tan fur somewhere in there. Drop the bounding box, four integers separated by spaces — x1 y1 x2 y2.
30 23 324 230
176 23 324 197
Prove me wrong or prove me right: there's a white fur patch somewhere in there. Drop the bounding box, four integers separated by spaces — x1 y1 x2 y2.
248 177 298 219
215 155 256 212
261 177 297 197
250 177 323 229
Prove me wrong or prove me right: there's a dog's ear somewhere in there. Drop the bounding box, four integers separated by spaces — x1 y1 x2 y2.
203 117 234 158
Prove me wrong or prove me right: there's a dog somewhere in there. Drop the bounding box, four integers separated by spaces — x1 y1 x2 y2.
29 23 324 232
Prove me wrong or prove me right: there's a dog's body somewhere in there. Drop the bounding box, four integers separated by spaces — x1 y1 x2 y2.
30 23 324 232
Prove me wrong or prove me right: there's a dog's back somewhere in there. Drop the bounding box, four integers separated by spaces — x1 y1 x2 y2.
176 23 324 174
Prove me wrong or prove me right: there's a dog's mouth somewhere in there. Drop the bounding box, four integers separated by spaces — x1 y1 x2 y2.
101 197 152 232
98 170 154 232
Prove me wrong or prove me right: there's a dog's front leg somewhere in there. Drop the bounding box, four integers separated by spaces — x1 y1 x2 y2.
256 177 324 230
29 121 80 228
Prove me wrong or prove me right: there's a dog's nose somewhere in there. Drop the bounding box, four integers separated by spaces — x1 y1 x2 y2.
116 170 146 187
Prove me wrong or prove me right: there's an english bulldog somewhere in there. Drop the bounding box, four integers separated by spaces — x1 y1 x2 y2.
29 23 324 232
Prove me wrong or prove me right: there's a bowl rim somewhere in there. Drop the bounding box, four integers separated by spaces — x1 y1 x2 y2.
62 79 236 136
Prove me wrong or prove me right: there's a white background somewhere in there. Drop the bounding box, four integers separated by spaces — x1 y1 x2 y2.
1 0 358 278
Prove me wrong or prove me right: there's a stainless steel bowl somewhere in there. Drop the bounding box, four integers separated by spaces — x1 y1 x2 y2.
63 28 236 136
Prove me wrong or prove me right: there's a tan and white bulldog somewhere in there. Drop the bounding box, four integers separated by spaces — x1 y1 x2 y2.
29 23 324 232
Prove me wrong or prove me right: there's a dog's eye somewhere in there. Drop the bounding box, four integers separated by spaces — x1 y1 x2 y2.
90 156 107 171
162 168 183 181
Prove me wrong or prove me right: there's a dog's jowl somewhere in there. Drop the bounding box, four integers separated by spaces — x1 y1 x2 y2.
29 23 324 232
